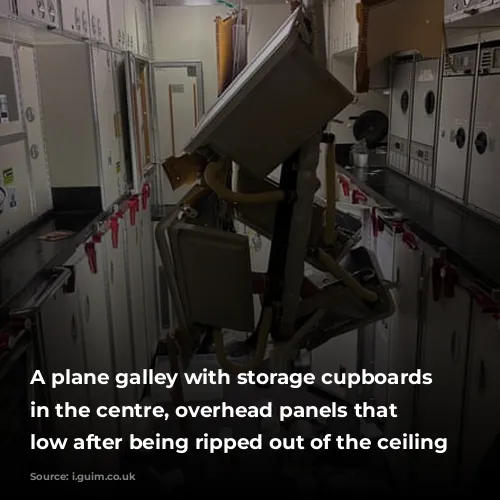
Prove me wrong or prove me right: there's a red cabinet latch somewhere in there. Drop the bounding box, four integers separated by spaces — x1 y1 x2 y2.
142 183 151 210
339 176 350 197
352 189 367 205
110 216 120 249
85 242 97 274
402 231 418 250
128 196 139 226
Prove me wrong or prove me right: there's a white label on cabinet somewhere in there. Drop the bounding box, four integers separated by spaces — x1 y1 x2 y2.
418 69 434 82
0 95 9 123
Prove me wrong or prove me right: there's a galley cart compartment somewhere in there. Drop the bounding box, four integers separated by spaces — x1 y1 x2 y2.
125 54 153 193
414 267 471 491
409 58 440 185
467 44 500 221
435 48 477 202
0 139 33 243
59 0 90 38
36 43 127 212
88 0 110 44
389 57 414 174
125 205 149 381
15 0 60 28
461 304 500 488
385 233 423 485
16 44 52 217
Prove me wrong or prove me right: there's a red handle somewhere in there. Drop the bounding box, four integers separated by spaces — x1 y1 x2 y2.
465 285 500 316
110 217 119 249
352 189 367 205
85 242 97 274
402 231 418 250
339 176 350 197
142 183 151 210
128 196 139 226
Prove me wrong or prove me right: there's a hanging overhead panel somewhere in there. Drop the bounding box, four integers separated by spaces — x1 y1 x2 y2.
185 8 353 180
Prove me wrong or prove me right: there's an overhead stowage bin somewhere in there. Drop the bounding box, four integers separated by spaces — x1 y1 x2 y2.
184 7 353 180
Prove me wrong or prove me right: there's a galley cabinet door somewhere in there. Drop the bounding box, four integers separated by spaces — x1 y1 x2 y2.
0 139 33 244
15 0 60 27
373 227 396 407
0 41 23 137
390 60 414 141
108 0 126 50
125 55 153 193
125 209 149 380
414 279 472 491
104 222 137 434
39 279 92 470
112 51 129 195
385 236 423 486
461 307 500 487
0 0 11 16
60 0 90 37
93 47 120 209
140 191 159 363
74 245 118 441
88 0 110 43
468 74 500 220
16 45 52 217
435 76 474 202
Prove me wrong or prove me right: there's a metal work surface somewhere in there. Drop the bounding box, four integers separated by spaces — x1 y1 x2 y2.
0 210 102 311
338 165 500 292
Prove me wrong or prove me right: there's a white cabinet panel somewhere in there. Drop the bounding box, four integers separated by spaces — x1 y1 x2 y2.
140 188 159 363
385 235 423 485
125 205 149 379
414 280 471 491
0 139 33 244
59 0 90 37
92 47 120 209
0 41 23 137
15 0 60 26
104 219 136 433
124 0 138 53
0 0 11 16
136 0 148 57
108 0 126 49
39 277 92 470
16 44 52 217
462 307 500 487
75 242 119 436
88 0 110 43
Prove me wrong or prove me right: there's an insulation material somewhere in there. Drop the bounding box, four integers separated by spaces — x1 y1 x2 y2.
216 10 248 96
356 0 444 93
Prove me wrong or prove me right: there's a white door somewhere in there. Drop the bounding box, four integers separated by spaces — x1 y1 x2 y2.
88 0 110 43
154 66 200 204
40 277 92 471
93 47 120 209
16 45 52 217
60 0 90 37
125 207 149 380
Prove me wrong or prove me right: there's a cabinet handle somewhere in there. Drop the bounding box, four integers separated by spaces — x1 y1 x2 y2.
37 0 46 18
450 330 460 363
84 295 90 323
82 10 88 33
478 360 487 393
26 106 36 123
91 15 97 36
48 0 56 22
30 144 40 160
70 314 78 340
74 7 81 31
110 261 114 285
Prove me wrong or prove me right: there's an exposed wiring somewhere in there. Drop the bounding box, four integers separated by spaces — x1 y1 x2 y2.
204 162 285 204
